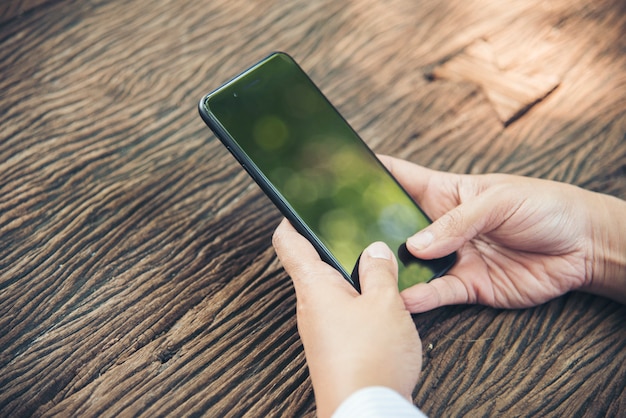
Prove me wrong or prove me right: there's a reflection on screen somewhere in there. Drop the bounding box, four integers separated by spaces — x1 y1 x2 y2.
206 53 437 290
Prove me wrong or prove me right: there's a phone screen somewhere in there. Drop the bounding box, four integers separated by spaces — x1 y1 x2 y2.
199 52 455 291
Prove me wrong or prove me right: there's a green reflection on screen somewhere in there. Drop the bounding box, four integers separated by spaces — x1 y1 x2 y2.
206 53 435 290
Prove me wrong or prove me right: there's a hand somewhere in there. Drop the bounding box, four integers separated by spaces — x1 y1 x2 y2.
272 219 422 418
380 155 626 313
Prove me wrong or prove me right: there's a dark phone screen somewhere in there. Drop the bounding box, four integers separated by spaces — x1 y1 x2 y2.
203 53 452 290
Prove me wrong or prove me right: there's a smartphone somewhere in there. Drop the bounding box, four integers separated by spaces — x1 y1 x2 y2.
198 52 455 291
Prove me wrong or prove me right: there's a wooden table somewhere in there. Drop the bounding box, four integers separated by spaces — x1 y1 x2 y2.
1 0 625 416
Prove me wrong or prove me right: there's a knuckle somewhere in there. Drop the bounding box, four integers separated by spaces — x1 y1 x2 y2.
438 209 465 233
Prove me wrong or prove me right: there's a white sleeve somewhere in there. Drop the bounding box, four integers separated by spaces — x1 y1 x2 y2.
332 386 428 418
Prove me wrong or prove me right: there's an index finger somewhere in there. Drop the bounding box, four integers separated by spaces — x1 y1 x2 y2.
377 154 463 222
272 219 356 299
377 154 436 200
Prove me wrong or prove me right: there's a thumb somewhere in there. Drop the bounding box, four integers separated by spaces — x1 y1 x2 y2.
358 242 400 294
407 193 499 259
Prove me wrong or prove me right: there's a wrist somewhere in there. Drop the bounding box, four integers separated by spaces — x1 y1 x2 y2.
583 192 626 303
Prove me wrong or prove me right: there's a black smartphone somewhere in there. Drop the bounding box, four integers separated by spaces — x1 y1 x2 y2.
198 52 455 291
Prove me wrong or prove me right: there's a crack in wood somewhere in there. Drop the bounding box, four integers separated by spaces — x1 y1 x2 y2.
429 39 561 126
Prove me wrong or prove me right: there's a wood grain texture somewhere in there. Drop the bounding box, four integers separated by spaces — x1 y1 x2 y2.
0 0 625 416
0 0 51 24
430 39 561 125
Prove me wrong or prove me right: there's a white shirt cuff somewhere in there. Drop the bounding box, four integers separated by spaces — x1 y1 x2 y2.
332 386 428 418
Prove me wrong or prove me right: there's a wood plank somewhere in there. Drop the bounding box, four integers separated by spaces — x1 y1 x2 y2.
0 0 625 416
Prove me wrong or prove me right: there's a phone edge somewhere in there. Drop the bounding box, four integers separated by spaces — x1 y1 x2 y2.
197 63 359 290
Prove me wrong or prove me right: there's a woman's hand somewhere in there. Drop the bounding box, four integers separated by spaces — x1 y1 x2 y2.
380 155 626 313
273 219 422 418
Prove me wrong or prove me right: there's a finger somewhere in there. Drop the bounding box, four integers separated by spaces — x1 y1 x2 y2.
377 155 437 199
406 191 504 259
272 219 321 267
378 154 463 223
272 219 353 297
400 274 470 313
358 241 399 294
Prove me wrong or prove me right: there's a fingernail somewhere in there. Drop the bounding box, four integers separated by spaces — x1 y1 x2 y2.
408 231 433 250
365 241 393 260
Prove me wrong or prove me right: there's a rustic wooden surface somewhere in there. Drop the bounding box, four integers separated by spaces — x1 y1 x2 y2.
0 0 51 24
1 0 625 416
